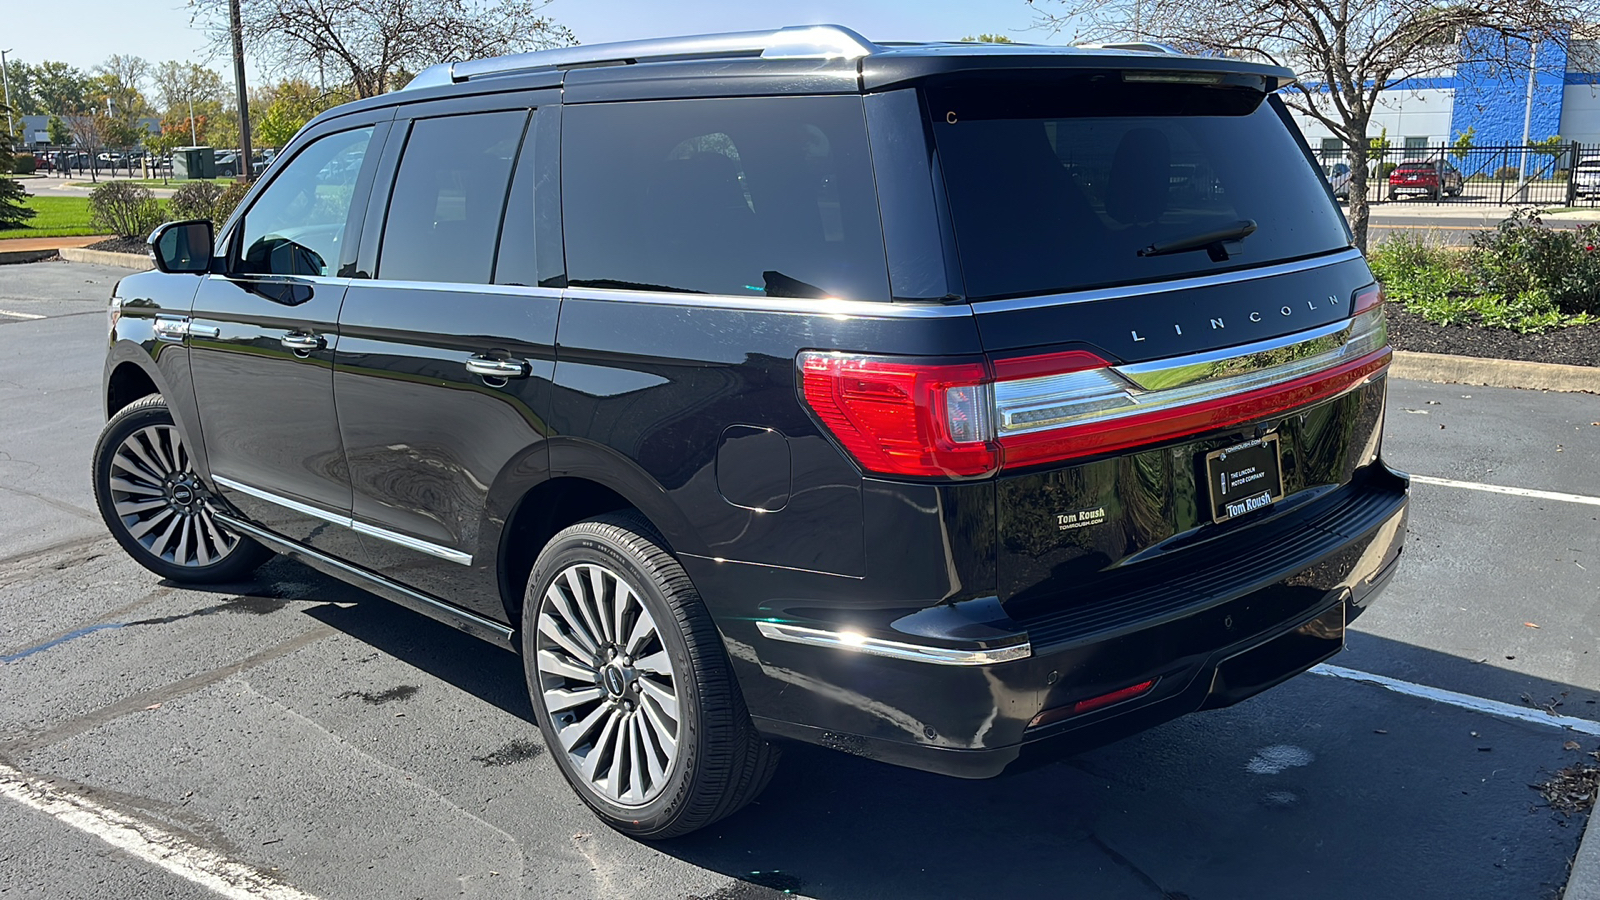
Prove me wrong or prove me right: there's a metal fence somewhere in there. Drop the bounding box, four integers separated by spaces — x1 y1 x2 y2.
1314 143 1600 208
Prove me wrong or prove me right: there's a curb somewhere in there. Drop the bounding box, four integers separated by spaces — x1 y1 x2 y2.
0 249 57 265
1391 350 1600 394
1567 811 1600 900
59 247 152 271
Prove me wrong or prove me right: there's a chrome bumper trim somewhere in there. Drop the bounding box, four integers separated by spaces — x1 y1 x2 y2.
755 621 1031 666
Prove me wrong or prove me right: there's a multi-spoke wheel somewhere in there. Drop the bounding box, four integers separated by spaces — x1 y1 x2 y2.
92 396 271 583
522 512 779 839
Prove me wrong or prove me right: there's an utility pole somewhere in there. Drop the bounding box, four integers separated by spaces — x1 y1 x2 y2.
187 95 197 146
1518 38 1538 200
0 50 13 141
228 0 254 181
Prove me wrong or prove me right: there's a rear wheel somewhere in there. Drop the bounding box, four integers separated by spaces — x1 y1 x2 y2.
522 512 778 839
92 396 270 583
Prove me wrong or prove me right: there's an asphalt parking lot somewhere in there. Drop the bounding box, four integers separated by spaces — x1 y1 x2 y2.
1 260 1597 899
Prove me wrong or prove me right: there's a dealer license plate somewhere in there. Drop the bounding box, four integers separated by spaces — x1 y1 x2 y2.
1204 434 1285 524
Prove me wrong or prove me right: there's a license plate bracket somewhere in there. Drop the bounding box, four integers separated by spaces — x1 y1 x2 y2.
1204 434 1285 524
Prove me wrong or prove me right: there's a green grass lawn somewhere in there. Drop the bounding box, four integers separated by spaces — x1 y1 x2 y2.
1 195 101 238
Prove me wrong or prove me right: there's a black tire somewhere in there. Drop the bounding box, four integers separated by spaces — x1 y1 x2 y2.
92 395 271 583
522 511 779 839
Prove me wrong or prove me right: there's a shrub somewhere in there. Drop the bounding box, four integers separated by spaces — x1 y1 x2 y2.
215 180 251 224
168 180 225 222
88 181 163 239
1470 208 1600 316
1494 166 1520 181
13 154 36 175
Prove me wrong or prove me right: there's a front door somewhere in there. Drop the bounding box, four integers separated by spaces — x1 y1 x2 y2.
189 122 386 553
335 102 558 617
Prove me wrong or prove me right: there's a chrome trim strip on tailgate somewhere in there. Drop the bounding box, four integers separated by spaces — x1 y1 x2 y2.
756 621 1032 666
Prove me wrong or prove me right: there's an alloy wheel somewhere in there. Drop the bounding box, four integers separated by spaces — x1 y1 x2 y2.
107 424 239 568
535 562 681 807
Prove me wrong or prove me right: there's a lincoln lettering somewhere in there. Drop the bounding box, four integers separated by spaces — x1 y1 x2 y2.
1130 295 1343 345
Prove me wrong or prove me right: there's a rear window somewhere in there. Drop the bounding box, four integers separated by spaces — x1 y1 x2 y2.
1395 163 1435 171
927 73 1351 301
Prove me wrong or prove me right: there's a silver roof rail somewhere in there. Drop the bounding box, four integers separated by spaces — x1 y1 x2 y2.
1076 41 1183 54
404 24 879 91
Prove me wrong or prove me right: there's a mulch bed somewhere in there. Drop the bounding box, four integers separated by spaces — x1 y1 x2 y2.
1387 305 1600 368
86 236 150 255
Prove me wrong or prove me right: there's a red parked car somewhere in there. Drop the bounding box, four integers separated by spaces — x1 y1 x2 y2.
1388 159 1463 201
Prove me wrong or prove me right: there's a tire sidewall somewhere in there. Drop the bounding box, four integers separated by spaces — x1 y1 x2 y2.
522 525 706 836
92 398 261 583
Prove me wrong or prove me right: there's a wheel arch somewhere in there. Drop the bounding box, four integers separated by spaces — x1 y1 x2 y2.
488 437 707 628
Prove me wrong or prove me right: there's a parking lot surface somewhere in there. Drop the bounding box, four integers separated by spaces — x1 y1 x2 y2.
1 261 1595 899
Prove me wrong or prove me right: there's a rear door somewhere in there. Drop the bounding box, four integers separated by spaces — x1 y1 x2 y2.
189 116 388 554
334 94 559 618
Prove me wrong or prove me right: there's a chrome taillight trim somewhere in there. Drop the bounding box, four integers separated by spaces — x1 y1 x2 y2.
993 310 1387 438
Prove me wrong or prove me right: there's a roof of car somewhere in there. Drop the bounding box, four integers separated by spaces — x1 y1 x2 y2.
306 25 1294 132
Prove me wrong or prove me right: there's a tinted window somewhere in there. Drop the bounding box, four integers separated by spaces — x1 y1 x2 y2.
379 110 528 284
237 127 373 276
927 74 1351 301
563 96 888 301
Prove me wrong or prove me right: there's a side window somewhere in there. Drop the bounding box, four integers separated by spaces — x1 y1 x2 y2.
377 110 528 285
236 127 373 277
562 96 889 301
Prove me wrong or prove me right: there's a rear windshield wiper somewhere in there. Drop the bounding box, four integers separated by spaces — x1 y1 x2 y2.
1138 219 1258 262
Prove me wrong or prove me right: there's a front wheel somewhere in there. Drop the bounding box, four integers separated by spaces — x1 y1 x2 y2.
522 512 779 839
92 396 271 583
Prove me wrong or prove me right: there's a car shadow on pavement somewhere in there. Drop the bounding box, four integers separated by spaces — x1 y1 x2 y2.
257 557 1588 900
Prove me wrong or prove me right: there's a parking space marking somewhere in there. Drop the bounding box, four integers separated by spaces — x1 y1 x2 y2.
0 309 46 320
0 761 322 900
1410 474 1600 508
1313 663 1600 735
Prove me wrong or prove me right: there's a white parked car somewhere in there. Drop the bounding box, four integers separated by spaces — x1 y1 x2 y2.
1324 162 1353 200
1575 158 1600 198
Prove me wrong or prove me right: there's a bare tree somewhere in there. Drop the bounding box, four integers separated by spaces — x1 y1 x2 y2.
191 0 576 98
62 111 105 182
1029 0 1600 249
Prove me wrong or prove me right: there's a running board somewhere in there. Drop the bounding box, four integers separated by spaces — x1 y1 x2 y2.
213 512 517 651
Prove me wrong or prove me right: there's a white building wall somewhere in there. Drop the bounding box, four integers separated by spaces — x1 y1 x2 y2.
1289 88 1456 151
1560 84 1600 145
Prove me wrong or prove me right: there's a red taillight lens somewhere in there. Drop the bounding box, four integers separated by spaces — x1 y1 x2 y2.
1352 282 1383 314
797 352 998 478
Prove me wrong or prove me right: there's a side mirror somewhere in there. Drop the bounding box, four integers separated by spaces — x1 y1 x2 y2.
148 220 214 274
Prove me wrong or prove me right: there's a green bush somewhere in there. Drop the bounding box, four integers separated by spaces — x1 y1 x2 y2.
1367 209 1600 333
13 154 36 175
215 180 251 224
87 181 163 239
168 181 225 223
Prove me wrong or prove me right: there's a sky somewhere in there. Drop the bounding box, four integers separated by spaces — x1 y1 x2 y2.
0 0 1069 87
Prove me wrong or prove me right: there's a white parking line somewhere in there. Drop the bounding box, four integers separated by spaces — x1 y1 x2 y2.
1312 663 1600 735
0 761 322 900
0 308 46 320
1410 474 1600 508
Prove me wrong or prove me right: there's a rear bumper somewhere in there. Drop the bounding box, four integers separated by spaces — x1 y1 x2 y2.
731 467 1409 779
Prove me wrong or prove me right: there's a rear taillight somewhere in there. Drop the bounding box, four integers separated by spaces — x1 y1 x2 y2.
797 353 999 478
799 284 1390 479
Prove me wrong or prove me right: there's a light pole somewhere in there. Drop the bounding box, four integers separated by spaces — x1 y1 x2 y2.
1 49 14 141
187 94 197 146
228 0 254 180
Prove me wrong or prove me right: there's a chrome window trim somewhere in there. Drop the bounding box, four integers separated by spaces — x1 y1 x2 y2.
352 278 564 299
756 621 1031 666
563 286 974 318
970 249 1364 313
211 475 473 565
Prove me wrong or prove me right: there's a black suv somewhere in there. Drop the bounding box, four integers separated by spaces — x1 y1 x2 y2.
96 26 1408 839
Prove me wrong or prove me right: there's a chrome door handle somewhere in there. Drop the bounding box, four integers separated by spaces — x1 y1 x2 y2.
280 331 323 352
465 354 530 378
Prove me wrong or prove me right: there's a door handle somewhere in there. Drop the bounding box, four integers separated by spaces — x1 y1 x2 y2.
465 354 530 379
280 331 324 353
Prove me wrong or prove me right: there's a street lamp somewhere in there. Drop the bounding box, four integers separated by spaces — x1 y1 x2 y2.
1 49 14 141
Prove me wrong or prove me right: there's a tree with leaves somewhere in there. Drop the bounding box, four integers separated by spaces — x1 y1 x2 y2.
1030 0 1600 250
192 0 576 98
0 117 38 228
960 34 1018 43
